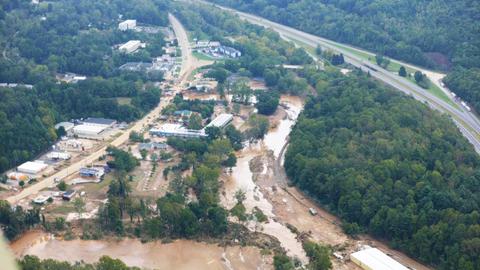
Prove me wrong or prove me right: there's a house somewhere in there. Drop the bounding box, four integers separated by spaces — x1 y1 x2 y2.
118 19 136 31
216 46 242 58
17 161 48 175
62 190 76 201
174 110 193 118
119 40 142 54
139 142 168 151
83 118 116 128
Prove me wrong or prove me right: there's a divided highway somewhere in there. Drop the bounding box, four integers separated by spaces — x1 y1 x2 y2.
195 0 480 153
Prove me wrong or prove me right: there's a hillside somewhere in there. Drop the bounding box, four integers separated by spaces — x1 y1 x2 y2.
285 73 480 269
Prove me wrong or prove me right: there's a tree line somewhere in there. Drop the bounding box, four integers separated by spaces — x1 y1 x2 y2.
285 71 480 270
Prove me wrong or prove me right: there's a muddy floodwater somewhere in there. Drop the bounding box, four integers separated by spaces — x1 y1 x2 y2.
11 231 270 270
222 96 308 263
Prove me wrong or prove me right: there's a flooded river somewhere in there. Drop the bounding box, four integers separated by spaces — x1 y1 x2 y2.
11 231 269 270
222 96 308 263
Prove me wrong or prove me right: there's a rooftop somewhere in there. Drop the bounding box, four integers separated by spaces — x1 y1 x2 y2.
351 247 409 270
83 117 116 126
206 113 233 128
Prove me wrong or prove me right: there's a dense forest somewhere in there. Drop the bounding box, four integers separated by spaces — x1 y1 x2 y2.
207 0 480 112
285 72 480 269
0 0 169 172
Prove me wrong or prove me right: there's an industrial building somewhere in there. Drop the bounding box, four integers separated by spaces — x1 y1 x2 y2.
351 247 409 270
73 124 106 139
47 151 71 160
79 167 104 178
17 161 48 175
83 118 116 128
150 123 207 138
118 19 136 31
205 113 233 129
119 40 142 53
55 122 75 135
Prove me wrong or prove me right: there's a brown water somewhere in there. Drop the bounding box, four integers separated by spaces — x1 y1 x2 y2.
222 96 307 263
11 231 270 270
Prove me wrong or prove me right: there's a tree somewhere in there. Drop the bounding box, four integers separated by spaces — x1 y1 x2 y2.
140 149 148 160
414 71 424 83
245 114 269 140
188 113 203 130
205 126 221 141
73 197 86 220
399 66 407 77
255 90 280 115
303 241 332 270
56 180 67 191
316 45 322 56
273 254 295 270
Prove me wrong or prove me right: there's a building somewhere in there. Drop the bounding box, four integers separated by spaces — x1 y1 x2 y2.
205 113 233 129
62 190 76 201
119 62 153 72
79 167 104 178
194 41 221 49
83 118 116 128
47 151 71 160
351 247 409 270
7 172 29 181
33 195 51 205
119 40 142 53
174 110 193 118
216 46 242 58
139 142 168 151
73 124 106 138
150 123 207 138
55 122 75 134
17 161 48 175
118 19 136 31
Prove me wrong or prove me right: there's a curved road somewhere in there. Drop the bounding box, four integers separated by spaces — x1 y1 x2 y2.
194 0 480 153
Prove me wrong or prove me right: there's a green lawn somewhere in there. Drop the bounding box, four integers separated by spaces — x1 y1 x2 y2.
192 51 218 61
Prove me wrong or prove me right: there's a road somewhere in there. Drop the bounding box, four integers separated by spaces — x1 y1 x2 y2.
6 14 192 205
193 0 480 153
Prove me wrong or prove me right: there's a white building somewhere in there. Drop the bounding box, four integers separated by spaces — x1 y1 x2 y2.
73 124 106 138
47 151 71 160
351 247 409 270
150 123 207 138
205 113 233 129
118 19 136 31
17 161 48 175
83 118 116 128
119 40 142 54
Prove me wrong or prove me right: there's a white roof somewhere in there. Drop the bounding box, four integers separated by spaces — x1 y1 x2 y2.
151 123 206 137
351 248 409 270
18 161 48 174
206 113 233 128
47 152 71 159
73 124 106 135
120 40 141 48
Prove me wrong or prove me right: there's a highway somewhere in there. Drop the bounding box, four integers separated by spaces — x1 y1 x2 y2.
194 0 480 153
6 14 191 205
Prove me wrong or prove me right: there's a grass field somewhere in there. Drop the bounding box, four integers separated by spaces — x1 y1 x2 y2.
192 51 218 61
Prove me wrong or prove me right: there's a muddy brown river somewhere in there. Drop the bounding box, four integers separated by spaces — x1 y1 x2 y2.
10 231 270 270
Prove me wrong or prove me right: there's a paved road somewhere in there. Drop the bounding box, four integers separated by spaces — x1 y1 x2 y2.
6 14 191 205
194 0 480 153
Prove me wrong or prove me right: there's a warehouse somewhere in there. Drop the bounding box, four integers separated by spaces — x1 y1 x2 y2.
351 247 409 270
118 19 136 31
17 161 48 175
83 117 116 128
73 124 106 139
119 40 142 54
205 113 233 129
150 123 207 138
